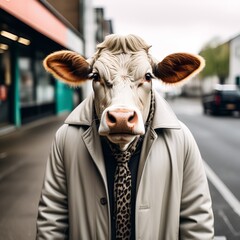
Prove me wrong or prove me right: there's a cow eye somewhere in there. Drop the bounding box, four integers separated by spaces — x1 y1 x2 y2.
145 73 153 82
92 72 100 82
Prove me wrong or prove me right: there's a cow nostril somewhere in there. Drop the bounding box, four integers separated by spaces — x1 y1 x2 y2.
107 112 116 123
128 112 136 123
106 110 138 131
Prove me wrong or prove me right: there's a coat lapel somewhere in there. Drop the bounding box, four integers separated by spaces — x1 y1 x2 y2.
136 128 157 192
65 94 108 193
81 122 108 191
136 90 181 192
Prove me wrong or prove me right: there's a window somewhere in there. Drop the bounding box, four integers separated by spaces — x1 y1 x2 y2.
35 57 54 104
235 45 240 58
19 57 34 106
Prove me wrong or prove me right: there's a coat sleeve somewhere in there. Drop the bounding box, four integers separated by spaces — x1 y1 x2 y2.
36 125 69 239
179 123 214 239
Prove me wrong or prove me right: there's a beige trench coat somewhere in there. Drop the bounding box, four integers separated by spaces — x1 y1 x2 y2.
36 91 214 240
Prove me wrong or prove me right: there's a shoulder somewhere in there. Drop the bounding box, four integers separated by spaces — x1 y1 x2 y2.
161 120 201 161
54 123 86 150
161 120 194 144
55 123 87 142
178 121 199 153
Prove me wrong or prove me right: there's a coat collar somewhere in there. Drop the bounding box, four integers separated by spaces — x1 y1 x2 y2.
65 90 181 130
65 93 95 126
151 90 181 130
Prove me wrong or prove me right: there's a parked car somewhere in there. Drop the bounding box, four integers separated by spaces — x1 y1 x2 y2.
202 84 240 115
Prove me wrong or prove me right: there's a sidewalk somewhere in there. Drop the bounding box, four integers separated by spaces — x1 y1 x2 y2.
0 114 68 240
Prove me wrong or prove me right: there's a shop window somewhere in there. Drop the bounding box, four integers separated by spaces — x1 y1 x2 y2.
19 57 34 106
235 45 240 58
35 58 54 104
0 49 11 125
0 58 8 124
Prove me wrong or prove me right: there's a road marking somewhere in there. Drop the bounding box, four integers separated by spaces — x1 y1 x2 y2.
203 161 240 217
214 237 227 240
219 210 240 236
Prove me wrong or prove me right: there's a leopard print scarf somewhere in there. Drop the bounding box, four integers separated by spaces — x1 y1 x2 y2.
108 91 155 240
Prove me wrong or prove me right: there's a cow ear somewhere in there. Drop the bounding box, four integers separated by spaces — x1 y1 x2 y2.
153 53 205 85
43 50 92 87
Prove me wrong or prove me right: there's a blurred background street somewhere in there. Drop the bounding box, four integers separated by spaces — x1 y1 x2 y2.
1 0 240 239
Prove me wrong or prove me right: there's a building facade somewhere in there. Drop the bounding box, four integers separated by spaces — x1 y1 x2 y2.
229 35 240 86
0 0 84 131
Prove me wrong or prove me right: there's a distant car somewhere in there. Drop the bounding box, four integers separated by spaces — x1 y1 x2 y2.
202 84 240 115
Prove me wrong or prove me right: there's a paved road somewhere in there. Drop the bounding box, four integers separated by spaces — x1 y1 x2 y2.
168 97 240 240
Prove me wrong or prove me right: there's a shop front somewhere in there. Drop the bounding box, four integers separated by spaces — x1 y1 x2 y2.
0 39 11 128
0 0 84 130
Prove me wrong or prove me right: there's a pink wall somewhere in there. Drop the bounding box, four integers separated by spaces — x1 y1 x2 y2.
0 0 67 47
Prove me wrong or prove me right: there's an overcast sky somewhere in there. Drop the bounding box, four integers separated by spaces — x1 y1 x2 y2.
92 0 240 60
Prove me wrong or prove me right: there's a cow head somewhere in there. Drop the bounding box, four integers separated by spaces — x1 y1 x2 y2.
43 34 204 150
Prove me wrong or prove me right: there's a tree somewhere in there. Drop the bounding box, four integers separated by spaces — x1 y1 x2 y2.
199 41 229 84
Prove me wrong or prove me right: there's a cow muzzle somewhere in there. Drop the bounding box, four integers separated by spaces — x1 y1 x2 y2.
98 106 145 144
106 109 137 133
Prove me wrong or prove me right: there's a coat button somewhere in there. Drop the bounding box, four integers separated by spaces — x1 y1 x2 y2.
100 197 107 205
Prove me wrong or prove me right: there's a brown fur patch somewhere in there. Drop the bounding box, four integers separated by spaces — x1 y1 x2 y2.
154 53 202 84
43 50 91 86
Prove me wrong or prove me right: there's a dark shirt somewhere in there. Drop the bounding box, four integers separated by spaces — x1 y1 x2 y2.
101 137 143 240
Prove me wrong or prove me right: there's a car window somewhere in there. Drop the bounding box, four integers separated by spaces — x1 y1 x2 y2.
222 89 240 96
